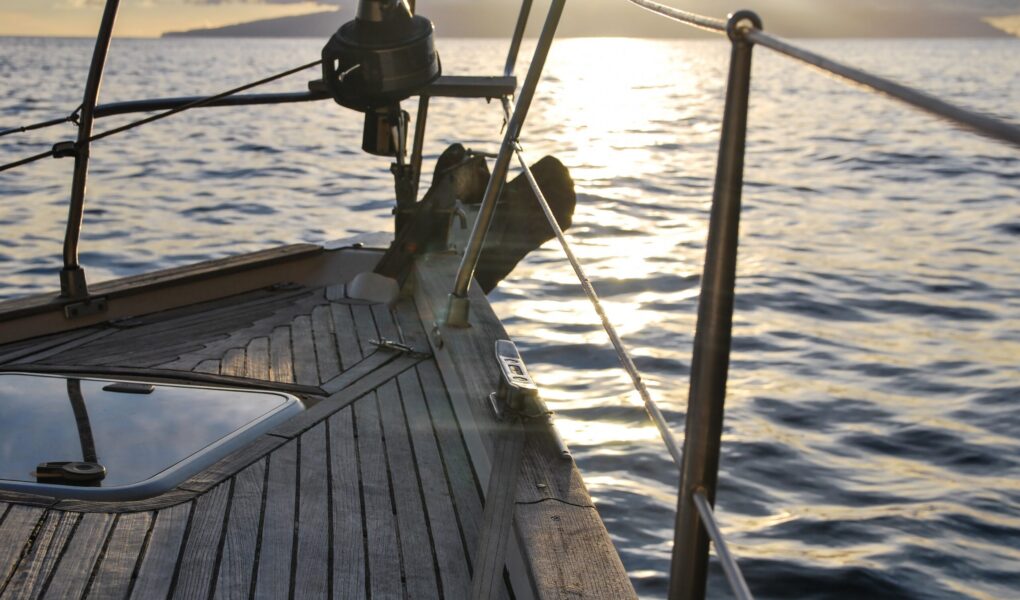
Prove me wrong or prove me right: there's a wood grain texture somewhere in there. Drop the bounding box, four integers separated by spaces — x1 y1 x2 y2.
179 435 284 495
244 337 271 381
41 512 114 600
269 326 294 384
311 305 341 382
515 503 637 599
376 379 439 599
290 315 319 386
294 424 330 598
193 359 221 375
356 391 403 599
87 511 152 600
171 484 230 600
472 423 527 600
54 488 195 515
220 348 246 378
395 301 484 571
413 254 636 599
271 354 424 440
253 441 297 600
129 503 191 600
1 510 78 600
213 461 266 600
396 367 472 597
329 303 363 370
0 506 47 593
327 409 365 600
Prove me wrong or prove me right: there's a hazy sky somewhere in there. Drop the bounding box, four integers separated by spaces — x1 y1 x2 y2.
0 0 1017 38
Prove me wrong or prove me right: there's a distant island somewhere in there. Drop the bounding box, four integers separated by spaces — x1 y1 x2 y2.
163 3 1011 39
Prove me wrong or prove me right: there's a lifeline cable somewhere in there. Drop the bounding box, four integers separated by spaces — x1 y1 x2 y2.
0 107 80 139
0 59 323 174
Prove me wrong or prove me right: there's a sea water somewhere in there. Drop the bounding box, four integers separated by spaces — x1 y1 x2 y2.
1 36 1018 599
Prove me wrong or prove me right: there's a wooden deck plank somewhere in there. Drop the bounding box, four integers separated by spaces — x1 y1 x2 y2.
327 408 365 600
329 303 363 370
320 350 393 395
41 513 115 600
290 315 319 386
193 359 221 375
311 305 341 382
397 367 472 597
3 329 113 365
171 484 230 600
253 441 297 600
87 511 152 600
244 337 271 381
271 354 423 440
179 435 285 495
515 502 637 599
213 461 266 600
394 300 485 569
376 378 440 598
269 326 294 384
0 506 46 593
356 391 403 599
340 299 408 597
416 361 484 566
413 255 636 599
220 348 246 378
294 424 330 598
130 501 192 599
1 511 78 600
54 489 195 515
350 305 379 358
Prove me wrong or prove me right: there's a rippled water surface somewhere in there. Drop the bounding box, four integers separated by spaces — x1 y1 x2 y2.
1 35 1018 599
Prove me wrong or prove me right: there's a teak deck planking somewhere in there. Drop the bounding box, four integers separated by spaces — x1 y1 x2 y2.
0 248 635 599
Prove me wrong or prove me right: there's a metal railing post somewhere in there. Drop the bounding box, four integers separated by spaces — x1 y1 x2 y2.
669 10 760 600
60 0 121 299
445 0 565 327
505 0 534 77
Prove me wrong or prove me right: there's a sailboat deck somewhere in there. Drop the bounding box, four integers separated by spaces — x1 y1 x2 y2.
0 284 488 598
0 251 635 599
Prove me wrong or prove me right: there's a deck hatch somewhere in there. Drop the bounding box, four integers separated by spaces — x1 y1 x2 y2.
0 372 303 500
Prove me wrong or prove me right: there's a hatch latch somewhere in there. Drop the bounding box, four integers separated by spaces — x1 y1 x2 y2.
34 461 107 486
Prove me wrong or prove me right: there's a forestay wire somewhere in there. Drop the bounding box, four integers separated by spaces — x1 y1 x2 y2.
0 59 323 174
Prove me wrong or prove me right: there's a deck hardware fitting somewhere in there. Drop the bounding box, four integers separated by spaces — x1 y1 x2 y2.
63 296 108 319
368 338 431 358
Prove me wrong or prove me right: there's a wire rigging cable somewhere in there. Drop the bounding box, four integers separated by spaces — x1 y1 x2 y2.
626 0 1020 148
510 146 684 467
0 105 81 139
0 59 323 174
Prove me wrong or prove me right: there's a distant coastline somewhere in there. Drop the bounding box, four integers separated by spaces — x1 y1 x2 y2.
162 7 1013 40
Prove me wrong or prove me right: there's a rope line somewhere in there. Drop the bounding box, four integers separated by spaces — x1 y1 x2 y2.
744 29 1020 148
511 144 684 466
625 0 726 33
0 59 323 174
626 0 1020 148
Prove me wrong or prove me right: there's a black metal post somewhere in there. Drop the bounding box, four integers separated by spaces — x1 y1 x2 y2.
446 0 565 326
410 94 430 199
669 10 760 600
60 0 121 299
505 0 534 77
